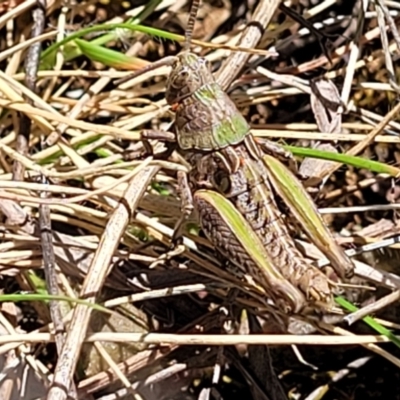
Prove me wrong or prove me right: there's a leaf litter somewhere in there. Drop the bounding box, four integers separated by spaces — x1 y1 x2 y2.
1 0 400 399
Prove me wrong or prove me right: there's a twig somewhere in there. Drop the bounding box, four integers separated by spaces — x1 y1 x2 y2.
104 283 209 307
47 165 159 400
216 0 281 90
344 290 400 325
376 0 400 52
39 178 79 399
0 332 396 346
340 0 370 107
24 0 68 367
39 181 67 354
12 0 46 181
375 0 400 92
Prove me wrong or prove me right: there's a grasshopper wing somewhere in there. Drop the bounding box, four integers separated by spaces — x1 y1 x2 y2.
262 154 354 280
194 189 306 313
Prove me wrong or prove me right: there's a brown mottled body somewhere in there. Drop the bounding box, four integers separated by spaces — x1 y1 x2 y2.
188 135 333 306
161 45 353 312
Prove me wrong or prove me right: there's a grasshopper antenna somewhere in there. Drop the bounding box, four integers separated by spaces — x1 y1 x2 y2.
183 0 200 51
115 0 201 86
115 56 176 86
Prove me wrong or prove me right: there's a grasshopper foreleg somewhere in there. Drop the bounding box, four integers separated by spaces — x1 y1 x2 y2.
124 129 177 160
149 170 194 268
172 170 195 243
141 129 176 143
141 129 177 157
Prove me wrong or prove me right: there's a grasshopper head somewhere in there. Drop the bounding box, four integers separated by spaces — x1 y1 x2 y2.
166 52 214 105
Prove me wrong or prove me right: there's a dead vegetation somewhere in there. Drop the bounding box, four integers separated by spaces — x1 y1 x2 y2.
0 0 400 399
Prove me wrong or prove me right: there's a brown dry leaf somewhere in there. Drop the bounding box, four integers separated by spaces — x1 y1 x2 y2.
299 78 343 187
310 78 342 134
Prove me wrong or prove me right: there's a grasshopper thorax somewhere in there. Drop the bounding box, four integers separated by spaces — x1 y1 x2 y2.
165 52 214 105
166 52 250 152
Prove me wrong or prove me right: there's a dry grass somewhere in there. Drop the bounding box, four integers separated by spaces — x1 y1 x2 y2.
0 0 400 399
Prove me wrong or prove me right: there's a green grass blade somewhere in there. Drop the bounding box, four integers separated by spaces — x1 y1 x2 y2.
74 39 149 69
335 296 400 349
87 0 163 49
285 145 400 176
0 293 112 315
41 23 182 66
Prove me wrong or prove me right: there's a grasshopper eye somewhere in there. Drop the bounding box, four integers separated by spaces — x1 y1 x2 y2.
171 67 190 89
179 69 190 79
212 171 231 194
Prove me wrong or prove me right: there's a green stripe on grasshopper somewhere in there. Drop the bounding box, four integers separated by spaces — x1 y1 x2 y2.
262 154 354 279
194 189 306 314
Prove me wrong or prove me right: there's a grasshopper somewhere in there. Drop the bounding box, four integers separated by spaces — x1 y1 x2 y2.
130 0 354 313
